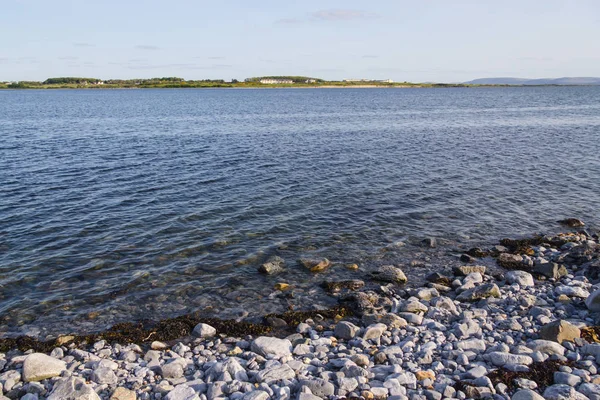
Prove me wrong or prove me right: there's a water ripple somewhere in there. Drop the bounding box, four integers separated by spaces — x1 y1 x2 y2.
1 87 599 336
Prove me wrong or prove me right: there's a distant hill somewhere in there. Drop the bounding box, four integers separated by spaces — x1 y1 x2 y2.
464 77 600 85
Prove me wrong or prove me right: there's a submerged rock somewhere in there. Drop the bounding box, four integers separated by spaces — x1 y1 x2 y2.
370 265 407 283
258 256 285 274
558 218 585 228
299 258 331 273
322 280 364 293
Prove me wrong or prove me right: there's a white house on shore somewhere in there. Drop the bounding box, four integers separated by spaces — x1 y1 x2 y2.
343 78 394 83
260 79 294 84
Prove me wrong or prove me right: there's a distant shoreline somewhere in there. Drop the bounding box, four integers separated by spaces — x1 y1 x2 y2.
2 84 599 90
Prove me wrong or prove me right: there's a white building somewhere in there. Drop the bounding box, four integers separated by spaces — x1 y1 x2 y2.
260 79 294 84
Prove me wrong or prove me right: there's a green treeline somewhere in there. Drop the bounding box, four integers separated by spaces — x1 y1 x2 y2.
244 76 323 83
0 76 478 90
43 77 101 84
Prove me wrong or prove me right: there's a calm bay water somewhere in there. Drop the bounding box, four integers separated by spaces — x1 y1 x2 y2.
1 87 599 337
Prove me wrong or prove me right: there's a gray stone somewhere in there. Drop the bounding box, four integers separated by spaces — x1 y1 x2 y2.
47 377 101 400
586 289 600 312
400 300 428 313
91 367 118 385
487 352 533 366
506 270 535 287
161 362 184 379
334 321 360 340
22 353 66 382
555 285 590 298
258 256 285 274
300 379 335 398
456 283 501 302
579 384 600 398
255 364 295 383
192 323 217 338
534 263 567 279
370 265 407 283
351 354 369 367
165 385 200 400
456 339 486 352
363 323 387 340
251 337 292 357
553 371 581 386
298 394 321 400
543 384 589 400
453 265 486 276
512 389 545 400
464 366 488 379
241 391 270 400
528 340 566 356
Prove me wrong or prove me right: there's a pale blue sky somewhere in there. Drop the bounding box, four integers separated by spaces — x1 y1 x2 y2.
1 0 599 82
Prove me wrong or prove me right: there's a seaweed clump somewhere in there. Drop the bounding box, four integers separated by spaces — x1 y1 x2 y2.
487 359 571 391
265 305 351 326
0 305 353 353
581 326 600 343
499 236 545 255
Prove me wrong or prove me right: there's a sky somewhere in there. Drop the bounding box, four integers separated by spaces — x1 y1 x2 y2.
1 0 599 82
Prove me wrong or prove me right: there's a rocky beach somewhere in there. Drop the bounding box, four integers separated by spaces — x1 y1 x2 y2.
1 221 600 400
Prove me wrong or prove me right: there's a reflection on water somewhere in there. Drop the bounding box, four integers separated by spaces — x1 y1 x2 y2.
0 86 599 337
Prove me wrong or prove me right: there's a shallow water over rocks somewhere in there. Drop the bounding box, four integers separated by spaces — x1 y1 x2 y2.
1 87 599 337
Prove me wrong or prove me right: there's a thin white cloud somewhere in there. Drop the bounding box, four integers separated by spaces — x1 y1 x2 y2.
126 63 232 70
73 42 95 47
277 9 379 24
275 18 302 24
135 45 160 51
310 9 379 21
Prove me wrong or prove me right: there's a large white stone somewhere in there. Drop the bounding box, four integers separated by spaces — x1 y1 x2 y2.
512 389 545 400
543 384 589 400
334 321 360 340
22 353 66 382
506 270 535 287
192 323 216 338
241 391 270 400
47 377 101 400
527 340 566 356
251 337 292 357
487 352 533 366
255 364 296 383
164 385 199 400
555 285 590 298
579 383 600 398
